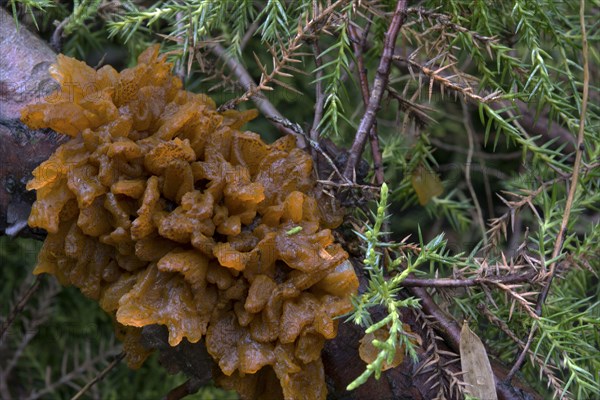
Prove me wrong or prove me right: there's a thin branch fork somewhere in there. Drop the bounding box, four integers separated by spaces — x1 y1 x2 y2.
401 271 536 288
478 303 563 394
220 0 349 110
405 7 497 43
310 40 325 145
206 0 351 149
0 277 41 340
206 43 306 147
70 353 125 400
343 0 408 181
398 57 502 103
506 0 591 384
534 0 590 315
410 287 533 400
348 23 385 185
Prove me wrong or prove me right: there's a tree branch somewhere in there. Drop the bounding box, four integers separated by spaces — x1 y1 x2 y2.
70 353 125 400
0 276 40 339
216 0 348 113
409 287 537 400
343 1 408 180
507 0 593 384
348 23 385 185
309 40 325 145
534 0 590 315
206 42 307 148
401 271 536 288
0 10 542 400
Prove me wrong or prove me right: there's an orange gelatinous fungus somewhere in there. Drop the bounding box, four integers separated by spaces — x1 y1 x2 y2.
21 45 358 400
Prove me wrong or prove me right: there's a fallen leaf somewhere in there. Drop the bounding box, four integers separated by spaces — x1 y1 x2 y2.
358 324 421 371
359 328 404 371
411 164 443 205
459 321 498 400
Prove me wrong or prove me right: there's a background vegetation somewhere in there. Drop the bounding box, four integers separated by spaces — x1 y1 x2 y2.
1 0 598 399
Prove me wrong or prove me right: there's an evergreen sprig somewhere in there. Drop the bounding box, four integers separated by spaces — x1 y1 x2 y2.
309 1 357 138
8 0 54 29
347 183 466 390
315 15 353 137
4 0 600 398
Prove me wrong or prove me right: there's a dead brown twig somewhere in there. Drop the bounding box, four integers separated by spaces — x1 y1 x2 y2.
343 0 409 181
348 22 385 185
506 0 591 384
398 56 503 104
220 0 350 111
309 39 325 145
70 353 125 400
400 271 536 288
206 42 305 146
0 276 41 340
534 0 590 314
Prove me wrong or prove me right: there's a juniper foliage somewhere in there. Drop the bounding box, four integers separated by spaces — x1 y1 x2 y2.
4 0 600 398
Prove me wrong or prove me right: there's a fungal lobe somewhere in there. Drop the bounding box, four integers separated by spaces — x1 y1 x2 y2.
21 45 358 400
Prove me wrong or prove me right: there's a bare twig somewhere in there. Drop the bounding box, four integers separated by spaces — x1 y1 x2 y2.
70 353 125 400
479 303 563 390
534 0 590 315
461 101 487 245
0 276 40 340
2 280 60 397
222 0 348 110
507 0 591 382
310 40 325 145
506 324 537 382
477 303 523 346
343 0 408 180
398 57 502 104
410 287 527 400
50 18 68 52
240 19 260 51
487 281 539 320
207 43 306 147
26 344 122 400
401 271 535 288
406 7 497 43
316 179 379 191
349 23 385 185
477 303 565 396
486 178 564 251
205 1 348 150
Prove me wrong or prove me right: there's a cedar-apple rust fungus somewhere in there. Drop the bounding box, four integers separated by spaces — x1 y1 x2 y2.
21 46 359 399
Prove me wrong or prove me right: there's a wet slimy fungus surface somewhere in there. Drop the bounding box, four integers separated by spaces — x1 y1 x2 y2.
21 45 359 399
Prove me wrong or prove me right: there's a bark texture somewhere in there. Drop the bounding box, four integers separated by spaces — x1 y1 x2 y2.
0 8 63 236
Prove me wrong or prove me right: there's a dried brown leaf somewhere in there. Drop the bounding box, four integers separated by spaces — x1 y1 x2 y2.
459 321 498 400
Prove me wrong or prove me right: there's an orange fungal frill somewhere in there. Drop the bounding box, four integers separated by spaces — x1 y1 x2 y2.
21 45 358 400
